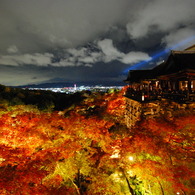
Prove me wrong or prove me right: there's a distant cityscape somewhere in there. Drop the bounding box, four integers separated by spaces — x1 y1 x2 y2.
25 84 123 94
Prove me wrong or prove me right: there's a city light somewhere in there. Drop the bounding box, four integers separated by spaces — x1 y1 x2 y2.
25 85 123 94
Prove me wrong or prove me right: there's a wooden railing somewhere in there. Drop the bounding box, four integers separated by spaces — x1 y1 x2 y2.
125 88 195 102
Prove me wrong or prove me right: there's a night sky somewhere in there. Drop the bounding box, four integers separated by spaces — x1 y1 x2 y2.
0 0 195 86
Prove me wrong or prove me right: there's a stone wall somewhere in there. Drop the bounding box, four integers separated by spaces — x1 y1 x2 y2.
125 97 195 128
124 98 142 128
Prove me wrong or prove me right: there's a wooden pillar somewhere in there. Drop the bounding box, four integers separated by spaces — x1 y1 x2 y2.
147 82 150 97
175 80 179 91
168 81 171 90
172 81 176 90
187 78 192 100
188 78 192 91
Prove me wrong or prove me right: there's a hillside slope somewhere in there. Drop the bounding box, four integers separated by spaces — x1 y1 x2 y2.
0 86 194 194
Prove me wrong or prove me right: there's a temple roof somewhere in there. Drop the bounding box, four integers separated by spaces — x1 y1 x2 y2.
185 44 195 51
125 44 195 83
124 70 153 83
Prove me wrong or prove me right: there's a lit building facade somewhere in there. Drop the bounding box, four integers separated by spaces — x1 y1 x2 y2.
124 45 195 102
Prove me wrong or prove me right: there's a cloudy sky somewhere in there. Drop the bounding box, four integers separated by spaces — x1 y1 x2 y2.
0 0 195 86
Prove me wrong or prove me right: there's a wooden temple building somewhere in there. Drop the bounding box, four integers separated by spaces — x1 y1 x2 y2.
124 44 195 102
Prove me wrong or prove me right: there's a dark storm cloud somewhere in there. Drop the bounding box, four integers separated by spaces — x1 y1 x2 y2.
0 62 126 86
127 0 195 39
126 0 195 50
0 0 194 86
0 65 52 86
0 0 131 53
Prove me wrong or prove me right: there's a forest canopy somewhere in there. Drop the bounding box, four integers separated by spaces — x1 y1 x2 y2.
0 85 194 194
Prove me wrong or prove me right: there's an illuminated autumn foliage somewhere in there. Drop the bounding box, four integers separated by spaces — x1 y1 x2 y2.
0 88 194 194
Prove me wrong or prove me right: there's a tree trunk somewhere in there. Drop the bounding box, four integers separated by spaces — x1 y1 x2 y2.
181 189 186 195
157 179 164 195
125 176 135 195
69 178 81 195
121 169 134 195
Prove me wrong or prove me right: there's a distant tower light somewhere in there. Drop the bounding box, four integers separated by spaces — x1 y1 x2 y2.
74 84 77 90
